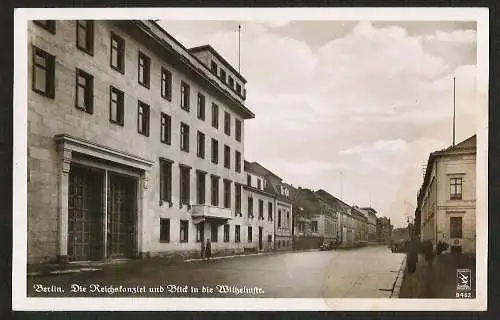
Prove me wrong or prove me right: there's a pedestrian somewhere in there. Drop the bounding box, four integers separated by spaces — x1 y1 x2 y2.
423 240 435 268
205 238 212 261
406 236 420 274
200 239 205 259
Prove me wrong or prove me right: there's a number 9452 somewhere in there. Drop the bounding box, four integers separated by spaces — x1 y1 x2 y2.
456 292 472 298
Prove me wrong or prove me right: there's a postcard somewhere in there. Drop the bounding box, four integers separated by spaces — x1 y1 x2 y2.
12 7 488 311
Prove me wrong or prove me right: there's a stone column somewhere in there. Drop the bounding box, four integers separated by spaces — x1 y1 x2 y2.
138 172 149 258
57 147 71 264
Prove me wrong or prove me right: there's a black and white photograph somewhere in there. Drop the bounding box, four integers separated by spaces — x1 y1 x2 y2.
12 8 488 311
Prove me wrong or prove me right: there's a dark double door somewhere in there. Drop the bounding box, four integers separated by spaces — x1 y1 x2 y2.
68 165 137 262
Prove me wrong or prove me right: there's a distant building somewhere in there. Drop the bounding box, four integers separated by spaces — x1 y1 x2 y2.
415 135 476 254
243 161 293 251
358 207 378 241
242 162 276 252
351 206 369 242
376 217 393 243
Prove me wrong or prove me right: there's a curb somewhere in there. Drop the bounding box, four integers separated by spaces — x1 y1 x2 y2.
390 256 407 298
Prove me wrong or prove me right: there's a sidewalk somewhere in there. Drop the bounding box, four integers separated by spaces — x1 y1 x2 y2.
398 252 476 298
27 248 321 277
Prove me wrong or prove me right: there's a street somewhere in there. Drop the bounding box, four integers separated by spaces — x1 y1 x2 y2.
27 246 405 298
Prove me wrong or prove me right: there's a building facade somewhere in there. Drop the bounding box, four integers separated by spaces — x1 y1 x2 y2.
243 161 293 251
358 207 378 241
242 162 275 252
376 217 393 243
27 20 255 264
416 135 476 254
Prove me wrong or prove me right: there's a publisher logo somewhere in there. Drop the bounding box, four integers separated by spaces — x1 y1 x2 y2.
456 269 471 291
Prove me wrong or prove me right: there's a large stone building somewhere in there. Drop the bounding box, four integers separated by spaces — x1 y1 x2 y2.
27 20 255 264
416 135 476 254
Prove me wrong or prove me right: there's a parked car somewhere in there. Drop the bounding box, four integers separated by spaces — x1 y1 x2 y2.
320 241 334 251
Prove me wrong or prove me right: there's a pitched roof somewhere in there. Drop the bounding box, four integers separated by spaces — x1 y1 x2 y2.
315 189 351 215
418 134 476 203
294 188 322 214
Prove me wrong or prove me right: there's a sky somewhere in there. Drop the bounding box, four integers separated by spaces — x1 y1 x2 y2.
159 19 480 228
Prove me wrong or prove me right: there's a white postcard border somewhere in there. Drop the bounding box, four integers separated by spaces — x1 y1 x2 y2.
12 7 489 311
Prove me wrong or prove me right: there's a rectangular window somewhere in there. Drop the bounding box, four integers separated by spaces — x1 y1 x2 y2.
257 179 262 190
180 220 188 242
137 101 150 136
181 81 190 111
235 151 241 173
33 20 56 34
210 61 217 74
247 174 251 187
450 216 463 238
180 166 191 205
211 223 218 242
312 221 318 233
109 86 124 125
224 112 231 136
75 69 94 114
235 119 242 142
268 202 273 221
224 145 230 169
219 69 226 83
138 51 150 88
236 83 242 94
76 20 94 55
211 176 219 206
248 197 253 218
211 139 219 164
278 209 282 228
196 171 206 205
228 76 234 89
197 131 205 158
160 159 172 203
224 180 231 209
161 68 172 100
160 218 170 242
235 183 242 214
235 225 241 243
248 226 252 243
450 177 463 200
32 47 55 98
212 103 219 128
110 32 125 73
197 93 205 120
196 223 204 242
259 200 264 219
268 235 272 243
180 122 190 152
160 113 172 145
224 224 230 242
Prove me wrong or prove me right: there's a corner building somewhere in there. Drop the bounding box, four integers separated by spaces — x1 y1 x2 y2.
27 20 254 264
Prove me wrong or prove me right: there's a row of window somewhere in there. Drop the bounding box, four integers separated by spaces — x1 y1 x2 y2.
209 60 246 99
33 47 242 171
160 159 243 212
246 197 273 221
159 219 263 244
32 21 243 142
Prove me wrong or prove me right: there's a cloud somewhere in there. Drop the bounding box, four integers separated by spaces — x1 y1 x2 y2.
158 20 480 227
425 29 477 43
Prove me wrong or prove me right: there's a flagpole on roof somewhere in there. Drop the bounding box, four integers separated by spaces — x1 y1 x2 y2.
453 76 456 147
238 25 241 73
